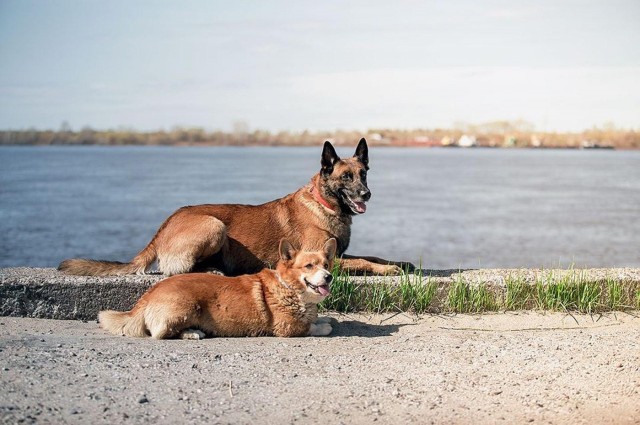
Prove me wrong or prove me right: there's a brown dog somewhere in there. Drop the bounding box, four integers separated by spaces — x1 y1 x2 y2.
59 138 409 276
98 239 337 339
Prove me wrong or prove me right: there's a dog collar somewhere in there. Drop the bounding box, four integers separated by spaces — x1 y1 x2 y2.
309 183 336 213
275 272 293 290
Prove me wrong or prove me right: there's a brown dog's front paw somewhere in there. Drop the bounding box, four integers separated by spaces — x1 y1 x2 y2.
374 264 403 275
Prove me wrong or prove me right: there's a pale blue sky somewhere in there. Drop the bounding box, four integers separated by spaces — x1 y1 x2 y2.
1 0 639 132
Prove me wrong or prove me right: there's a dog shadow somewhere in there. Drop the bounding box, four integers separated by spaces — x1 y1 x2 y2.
328 319 414 338
415 268 476 277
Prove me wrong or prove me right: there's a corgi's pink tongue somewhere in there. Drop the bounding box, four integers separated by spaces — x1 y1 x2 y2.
354 202 367 213
318 285 331 296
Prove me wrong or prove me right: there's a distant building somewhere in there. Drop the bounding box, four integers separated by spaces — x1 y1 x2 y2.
530 134 542 148
580 140 614 149
368 133 392 144
368 133 383 142
441 136 454 146
457 134 477 147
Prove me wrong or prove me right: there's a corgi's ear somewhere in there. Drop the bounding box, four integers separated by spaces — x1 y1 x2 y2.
323 238 337 262
321 141 340 175
353 138 368 169
279 239 297 262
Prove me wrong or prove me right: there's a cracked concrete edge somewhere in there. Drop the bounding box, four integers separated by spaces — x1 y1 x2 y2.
1 267 640 320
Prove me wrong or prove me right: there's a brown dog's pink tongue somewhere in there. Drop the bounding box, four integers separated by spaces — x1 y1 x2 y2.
354 202 367 213
318 285 331 296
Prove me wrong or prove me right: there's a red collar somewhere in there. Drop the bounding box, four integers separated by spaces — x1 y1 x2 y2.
309 183 335 212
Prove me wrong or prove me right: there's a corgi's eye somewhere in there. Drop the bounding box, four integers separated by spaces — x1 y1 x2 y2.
305 264 313 269
323 263 329 269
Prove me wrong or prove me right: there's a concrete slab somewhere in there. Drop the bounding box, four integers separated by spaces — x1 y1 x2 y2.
1 267 639 320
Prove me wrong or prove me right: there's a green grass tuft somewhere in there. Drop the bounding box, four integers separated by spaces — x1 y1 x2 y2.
447 275 497 313
321 262 437 314
320 263 362 313
321 264 639 314
395 268 437 313
606 277 623 310
504 274 533 310
534 270 602 313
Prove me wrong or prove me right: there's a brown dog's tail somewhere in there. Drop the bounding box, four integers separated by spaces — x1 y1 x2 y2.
98 307 148 337
58 242 157 276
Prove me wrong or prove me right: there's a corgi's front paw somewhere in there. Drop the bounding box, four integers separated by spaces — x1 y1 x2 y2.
309 322 332 337
180 329 206 340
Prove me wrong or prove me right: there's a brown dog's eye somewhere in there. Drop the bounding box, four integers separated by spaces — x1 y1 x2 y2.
305 264 313 269
342 172 352 181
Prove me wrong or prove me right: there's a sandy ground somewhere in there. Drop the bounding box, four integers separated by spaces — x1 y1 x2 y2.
1 312 639 424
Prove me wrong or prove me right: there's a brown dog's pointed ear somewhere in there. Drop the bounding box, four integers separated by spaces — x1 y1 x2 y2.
323 238 337 262
321 141 340 175
354 138 369 169
279 239 297 262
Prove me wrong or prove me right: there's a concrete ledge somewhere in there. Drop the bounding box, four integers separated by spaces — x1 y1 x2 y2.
0 268 164 320
1 267 640 320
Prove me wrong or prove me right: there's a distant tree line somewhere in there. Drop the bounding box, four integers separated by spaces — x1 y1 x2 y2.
1 121 638 149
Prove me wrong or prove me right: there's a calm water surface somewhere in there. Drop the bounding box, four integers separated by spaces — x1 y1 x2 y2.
1 146 638 269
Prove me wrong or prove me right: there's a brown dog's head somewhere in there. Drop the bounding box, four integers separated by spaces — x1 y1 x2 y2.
320 138 371 215
276 238 337 303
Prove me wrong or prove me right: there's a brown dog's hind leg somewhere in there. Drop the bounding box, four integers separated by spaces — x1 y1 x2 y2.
156 216 227 276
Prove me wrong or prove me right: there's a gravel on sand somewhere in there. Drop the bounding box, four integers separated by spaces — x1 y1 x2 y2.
1 312 639 424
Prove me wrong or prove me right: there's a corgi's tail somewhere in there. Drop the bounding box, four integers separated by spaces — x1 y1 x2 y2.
58 242 156 276
98 307 147 337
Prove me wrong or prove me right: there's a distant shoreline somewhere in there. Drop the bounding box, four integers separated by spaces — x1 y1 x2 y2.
1 124 638 149
1 143 632 151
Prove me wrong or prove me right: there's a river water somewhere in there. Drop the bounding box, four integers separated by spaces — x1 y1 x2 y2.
1 146 638 269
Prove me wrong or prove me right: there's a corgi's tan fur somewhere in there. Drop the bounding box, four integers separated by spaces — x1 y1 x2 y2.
98 239 337 339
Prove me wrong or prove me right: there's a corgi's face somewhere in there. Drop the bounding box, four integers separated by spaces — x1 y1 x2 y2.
276 238 337 304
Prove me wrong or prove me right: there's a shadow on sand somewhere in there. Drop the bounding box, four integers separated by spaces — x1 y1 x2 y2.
416 268 476 277
329 319 416 338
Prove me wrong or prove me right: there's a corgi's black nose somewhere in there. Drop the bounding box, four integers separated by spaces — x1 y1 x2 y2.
325 274 333 284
